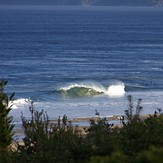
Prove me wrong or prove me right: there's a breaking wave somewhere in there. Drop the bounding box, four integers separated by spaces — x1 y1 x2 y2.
11 98 31 109
59 82 125 97
11 82 125 110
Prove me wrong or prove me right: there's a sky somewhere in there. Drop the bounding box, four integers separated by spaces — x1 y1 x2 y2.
0 0 156 6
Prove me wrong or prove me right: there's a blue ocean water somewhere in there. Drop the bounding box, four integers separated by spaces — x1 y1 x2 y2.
0 6 163 123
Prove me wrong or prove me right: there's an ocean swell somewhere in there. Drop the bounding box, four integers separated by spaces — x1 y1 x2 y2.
59 82 125 97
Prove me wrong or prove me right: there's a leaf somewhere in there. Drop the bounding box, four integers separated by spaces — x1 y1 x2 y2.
9 92 15 101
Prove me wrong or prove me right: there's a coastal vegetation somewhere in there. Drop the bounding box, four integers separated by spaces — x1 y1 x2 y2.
1 80 163 162
0 81 14 152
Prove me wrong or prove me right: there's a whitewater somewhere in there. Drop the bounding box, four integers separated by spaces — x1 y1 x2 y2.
59 82 125 97
0 6 163 124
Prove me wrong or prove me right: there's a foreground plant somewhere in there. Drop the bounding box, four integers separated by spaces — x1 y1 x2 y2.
117 96 163 157
88 117 115 156
17 101 91 162
0 80 15 151
4 94 163 162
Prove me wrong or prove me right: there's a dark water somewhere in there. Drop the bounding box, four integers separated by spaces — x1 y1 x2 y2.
0 6 163 122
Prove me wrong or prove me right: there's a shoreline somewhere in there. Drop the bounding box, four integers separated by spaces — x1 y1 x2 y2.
48 114 151 124
11 113 155 150
13 114 151 138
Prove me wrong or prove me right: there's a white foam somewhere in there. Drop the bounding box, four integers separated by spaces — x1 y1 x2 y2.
11 98 31 109
106 83 125 97
60 82 106 93
60 81 125 97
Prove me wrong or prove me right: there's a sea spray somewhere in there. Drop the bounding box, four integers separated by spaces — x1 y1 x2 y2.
106 83 125 97
11 82 126 110
11 98 31 109
59 81 125 97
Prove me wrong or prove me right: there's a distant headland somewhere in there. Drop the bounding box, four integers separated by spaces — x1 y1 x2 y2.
0 0 162 7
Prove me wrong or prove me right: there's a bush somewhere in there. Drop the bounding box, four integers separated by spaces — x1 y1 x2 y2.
116 96 146 156
17 101 92 162
88 117 115 156
136 146 163 163
1 91 163 162
0 80 15 151
89 152 129 163
143 112 163 147
115 96 163 158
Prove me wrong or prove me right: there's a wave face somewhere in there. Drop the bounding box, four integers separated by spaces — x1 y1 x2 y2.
59 82 125 97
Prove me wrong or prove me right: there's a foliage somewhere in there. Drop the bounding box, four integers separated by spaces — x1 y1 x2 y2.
17 101 92 162
1 90 163 162
89 152 129 163
124 95 143 123
116 96 146 156
117 96 163 157
136 146 163 163
0 80 15 151
88 117 115 156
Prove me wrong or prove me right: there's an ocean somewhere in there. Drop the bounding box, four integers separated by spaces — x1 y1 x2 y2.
0 6 163 124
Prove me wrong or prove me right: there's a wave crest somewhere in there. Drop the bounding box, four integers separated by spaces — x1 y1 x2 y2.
11 98 31 109
106 83 125 97
59 82 125 97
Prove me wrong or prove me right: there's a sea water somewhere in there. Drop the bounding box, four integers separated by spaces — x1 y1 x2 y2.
0 6 163 123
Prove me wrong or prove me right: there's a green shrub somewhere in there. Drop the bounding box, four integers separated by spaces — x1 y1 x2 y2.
89 152 129 163
0 80 15 151
17 101 92 162
11 95 163 162
117 96 146 156
88 117 116 156
116 96 163 157
136 146 163 163
143 113 163 147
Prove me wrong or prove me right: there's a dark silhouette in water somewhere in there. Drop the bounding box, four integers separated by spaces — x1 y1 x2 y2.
95 109 100 116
